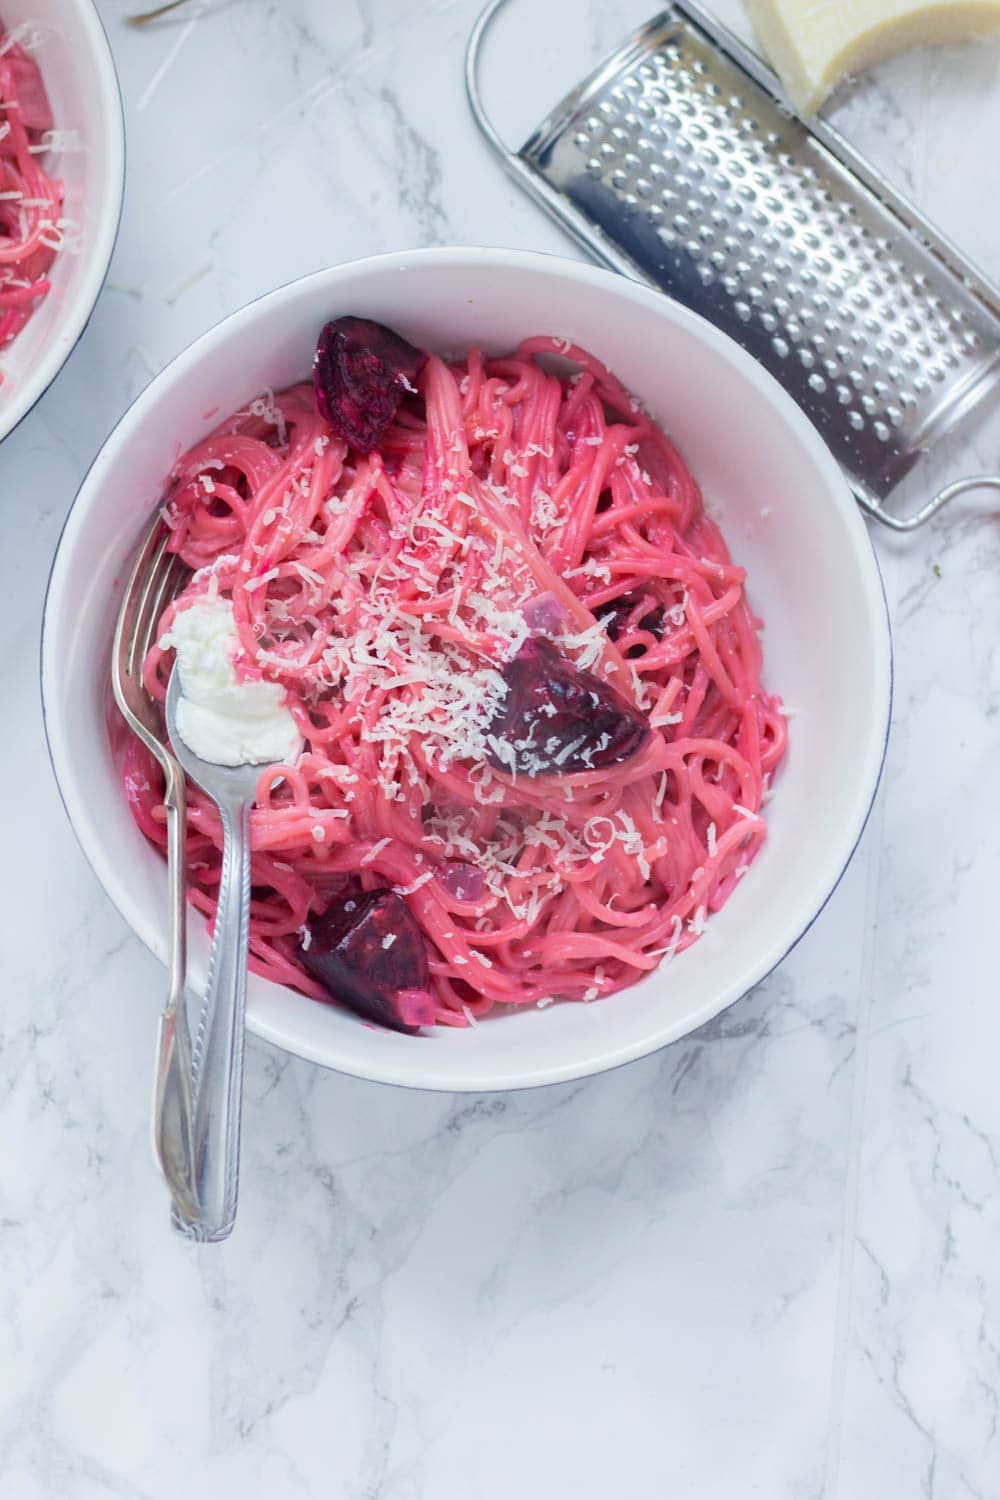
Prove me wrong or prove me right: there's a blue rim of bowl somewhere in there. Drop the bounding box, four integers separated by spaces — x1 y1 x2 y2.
40 247 894 1092
0 0 126 445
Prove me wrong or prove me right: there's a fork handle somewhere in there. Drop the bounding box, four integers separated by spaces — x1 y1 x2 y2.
153 756 199 1223
175 794 253 1242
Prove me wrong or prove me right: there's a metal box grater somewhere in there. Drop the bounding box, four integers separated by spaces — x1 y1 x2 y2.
467 0 1000 530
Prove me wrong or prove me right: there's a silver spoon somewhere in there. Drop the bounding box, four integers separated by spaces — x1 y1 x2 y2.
164 668 270 1242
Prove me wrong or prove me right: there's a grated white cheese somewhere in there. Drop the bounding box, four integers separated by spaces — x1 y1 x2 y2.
361 837 392 866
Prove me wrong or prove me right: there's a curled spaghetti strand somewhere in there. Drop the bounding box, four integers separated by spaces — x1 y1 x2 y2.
125 340 787 1026
0 29 63 354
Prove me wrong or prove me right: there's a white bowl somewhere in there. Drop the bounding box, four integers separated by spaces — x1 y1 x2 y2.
0 0 124 439
42 248 891 1092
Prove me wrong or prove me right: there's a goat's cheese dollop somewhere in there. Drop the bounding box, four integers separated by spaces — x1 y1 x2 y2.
163 596 302 767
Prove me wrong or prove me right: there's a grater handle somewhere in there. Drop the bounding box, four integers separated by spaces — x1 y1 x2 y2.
465 0 627 263
465 0 518 173
856 475 1000 532
466 0 660 279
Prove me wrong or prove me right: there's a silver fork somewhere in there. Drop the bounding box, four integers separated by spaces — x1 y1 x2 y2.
111 519 199 1223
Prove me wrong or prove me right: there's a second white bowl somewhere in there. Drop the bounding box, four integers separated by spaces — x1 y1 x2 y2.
0 0 124 440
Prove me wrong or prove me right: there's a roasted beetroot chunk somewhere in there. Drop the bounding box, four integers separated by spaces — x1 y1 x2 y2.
299 888 435 1033
485 636 650 776
600 594 665 656
313 316 426 452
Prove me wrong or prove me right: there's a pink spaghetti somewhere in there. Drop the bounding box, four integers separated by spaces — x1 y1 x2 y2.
124 334 787 1027
0 25 62 354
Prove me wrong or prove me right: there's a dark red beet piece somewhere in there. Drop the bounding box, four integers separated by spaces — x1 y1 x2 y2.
485 636 649 776
313 316 427 453
600 594 665 657
299 888 435 1033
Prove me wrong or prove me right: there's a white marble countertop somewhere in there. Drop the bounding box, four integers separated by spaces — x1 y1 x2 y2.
2 1 999 1494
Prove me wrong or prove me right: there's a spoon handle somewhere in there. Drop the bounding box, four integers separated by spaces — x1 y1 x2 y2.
175 794 253 1242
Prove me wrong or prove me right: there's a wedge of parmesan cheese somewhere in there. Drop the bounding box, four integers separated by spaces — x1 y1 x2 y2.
745 0 1000 113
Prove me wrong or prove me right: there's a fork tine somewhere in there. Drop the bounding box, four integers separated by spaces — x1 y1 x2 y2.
113 522 163 714
137 551 187 672
116 522 167 683
126 528 174 679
